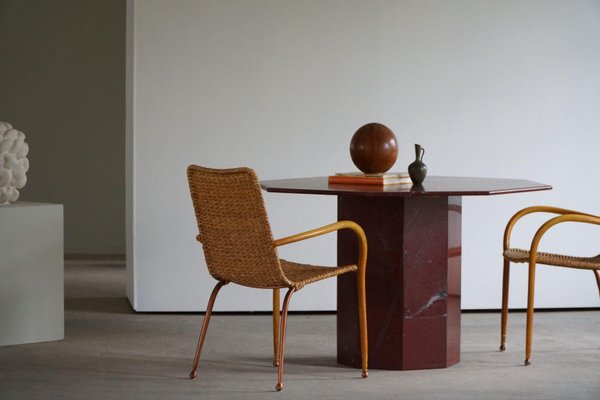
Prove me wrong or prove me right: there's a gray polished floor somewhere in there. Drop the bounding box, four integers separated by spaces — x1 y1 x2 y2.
0 263 598 399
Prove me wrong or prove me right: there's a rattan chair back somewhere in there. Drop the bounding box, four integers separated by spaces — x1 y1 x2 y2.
187 165 291 288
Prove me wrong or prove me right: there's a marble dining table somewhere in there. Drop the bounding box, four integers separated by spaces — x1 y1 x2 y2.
261 176 551 370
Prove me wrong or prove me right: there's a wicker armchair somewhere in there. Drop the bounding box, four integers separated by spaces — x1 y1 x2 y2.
500 206 600 365
186 165 368 391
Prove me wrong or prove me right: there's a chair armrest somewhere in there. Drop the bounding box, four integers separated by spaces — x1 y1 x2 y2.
528 213 600 259
503 206 597 250
273 220 367 273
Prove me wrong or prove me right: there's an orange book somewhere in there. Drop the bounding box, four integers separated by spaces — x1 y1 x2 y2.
328 172 411 186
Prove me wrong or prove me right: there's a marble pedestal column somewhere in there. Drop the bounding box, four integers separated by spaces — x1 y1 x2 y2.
336 196 461 370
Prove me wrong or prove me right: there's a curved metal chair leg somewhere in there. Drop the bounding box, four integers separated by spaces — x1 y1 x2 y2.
272 288 280 367
189 280 227 379
357 269 368 378
276 288 295 391
593 270 600 296
500 259 510 351
524 261 536 366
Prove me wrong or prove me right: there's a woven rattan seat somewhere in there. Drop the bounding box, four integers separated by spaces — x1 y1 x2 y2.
186 165 368 391
499 206 600 366
280 260 358 290
504 248 600 270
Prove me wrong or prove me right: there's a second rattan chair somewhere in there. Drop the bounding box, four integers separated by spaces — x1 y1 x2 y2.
500 205 600 365
186 165 368 391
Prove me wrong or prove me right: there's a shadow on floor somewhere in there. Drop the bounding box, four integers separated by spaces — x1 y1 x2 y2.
65 297 134 314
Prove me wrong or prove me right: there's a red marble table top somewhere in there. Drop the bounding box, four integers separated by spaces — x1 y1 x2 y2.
261 176 552 197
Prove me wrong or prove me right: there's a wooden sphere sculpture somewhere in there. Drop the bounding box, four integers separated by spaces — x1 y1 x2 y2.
350 123 398 174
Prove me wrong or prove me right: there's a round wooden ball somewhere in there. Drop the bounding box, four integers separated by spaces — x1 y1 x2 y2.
350 123 398 174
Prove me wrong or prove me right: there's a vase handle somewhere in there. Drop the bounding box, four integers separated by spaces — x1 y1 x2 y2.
415 144 425 160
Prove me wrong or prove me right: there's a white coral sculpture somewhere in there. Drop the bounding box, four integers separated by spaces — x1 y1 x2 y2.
0 122 29 204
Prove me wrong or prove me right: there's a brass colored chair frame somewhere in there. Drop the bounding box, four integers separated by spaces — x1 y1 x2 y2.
501 205 600 365
186 165 368 391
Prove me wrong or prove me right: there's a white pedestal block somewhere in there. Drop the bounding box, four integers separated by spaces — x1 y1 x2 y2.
0 202 64 346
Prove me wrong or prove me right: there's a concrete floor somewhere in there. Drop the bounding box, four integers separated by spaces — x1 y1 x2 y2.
0 263 598 399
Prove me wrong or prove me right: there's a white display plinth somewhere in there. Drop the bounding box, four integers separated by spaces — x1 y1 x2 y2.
0 202 64 346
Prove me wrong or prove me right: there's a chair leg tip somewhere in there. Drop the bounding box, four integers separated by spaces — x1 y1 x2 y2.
189 371 198 379
524 359 531 366
273 361 279 367
362 370 368 379
276 383 284 391
499 344 506 352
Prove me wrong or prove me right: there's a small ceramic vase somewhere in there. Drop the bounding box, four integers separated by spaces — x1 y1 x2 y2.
408 144 427 185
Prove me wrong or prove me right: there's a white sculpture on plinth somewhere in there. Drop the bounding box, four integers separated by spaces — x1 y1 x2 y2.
0 122 29 204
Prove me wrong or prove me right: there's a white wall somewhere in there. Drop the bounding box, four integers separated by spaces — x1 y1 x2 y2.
127 0 600 311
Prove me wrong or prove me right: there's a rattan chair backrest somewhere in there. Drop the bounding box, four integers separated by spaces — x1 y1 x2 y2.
187 165 291 288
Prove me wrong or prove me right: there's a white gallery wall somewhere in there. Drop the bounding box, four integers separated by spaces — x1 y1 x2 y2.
127 0 600 311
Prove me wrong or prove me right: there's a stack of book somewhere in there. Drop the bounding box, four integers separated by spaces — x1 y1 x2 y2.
328 172 412 186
